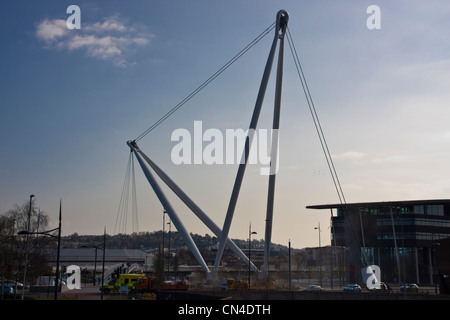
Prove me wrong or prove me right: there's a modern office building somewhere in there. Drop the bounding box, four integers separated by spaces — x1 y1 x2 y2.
307 199 450 286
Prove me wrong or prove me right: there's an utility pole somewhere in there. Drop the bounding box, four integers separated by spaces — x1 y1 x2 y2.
289 239 291 291
22 194 35 300
54 200 62 300
248 223 257 290
315 222 322 287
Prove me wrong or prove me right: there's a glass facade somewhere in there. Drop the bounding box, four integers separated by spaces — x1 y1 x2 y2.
310 200 450 285
355 204 445 216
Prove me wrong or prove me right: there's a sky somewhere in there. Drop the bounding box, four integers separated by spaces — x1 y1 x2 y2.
1 0 450 250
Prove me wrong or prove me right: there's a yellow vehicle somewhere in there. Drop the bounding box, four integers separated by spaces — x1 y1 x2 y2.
100 274 145 294
220 278 248 291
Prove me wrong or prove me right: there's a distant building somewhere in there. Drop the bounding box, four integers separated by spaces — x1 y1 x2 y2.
241 248 265 261
46 248 154 271
307 199 450 286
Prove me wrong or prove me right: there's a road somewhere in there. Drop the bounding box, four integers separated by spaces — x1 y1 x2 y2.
21 282 443 300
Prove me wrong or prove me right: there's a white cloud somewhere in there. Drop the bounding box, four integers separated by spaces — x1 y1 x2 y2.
35 16 154 67
36 19 67 42
369 154 409 164
86 18 129 33
333 151 422 165
332 151 367 161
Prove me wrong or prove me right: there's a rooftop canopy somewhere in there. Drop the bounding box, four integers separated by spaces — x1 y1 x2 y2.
306 199 450 210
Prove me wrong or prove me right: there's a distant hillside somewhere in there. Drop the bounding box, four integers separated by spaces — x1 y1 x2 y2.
62 231 300 255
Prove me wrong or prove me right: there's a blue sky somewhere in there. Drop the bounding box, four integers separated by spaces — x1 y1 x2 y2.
1 1 450 249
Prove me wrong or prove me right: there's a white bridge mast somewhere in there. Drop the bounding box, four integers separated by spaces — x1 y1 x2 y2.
127 10 289 280
212 10 288 279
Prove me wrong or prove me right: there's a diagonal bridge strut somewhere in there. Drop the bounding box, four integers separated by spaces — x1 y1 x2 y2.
127 140 258 275
212 9 288 279
127 10 289 279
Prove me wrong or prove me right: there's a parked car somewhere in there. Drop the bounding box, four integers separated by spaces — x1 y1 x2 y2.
343 284 361 292
303 285 323 292
400 283 419 292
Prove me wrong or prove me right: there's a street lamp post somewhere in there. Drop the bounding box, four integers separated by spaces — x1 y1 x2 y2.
101 227 106 301
81 243 104 286
167 220 171 273
288 239 291 291
315 222 322 287
248 223 257 290
94 247 98 285
81 228 106 300
315 222 321 247
162 210 166 276
21 194 35 300
54 200 62 300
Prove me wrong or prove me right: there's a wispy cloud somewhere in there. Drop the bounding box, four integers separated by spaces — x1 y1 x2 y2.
332 150 450 167
36 18 67 42
35 15 154 67
331 151 367 161
332 151 410 166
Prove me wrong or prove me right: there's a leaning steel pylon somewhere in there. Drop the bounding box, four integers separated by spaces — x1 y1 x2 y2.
127 10 289 280
127 140 258 275
211 10 288 279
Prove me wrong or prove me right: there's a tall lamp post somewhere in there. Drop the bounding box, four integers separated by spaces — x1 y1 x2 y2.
167 220 171 273
248 223 257 290
288 239 291 291
101 227 106 301
81 241 105 286
162 210 166 276
21 194 35 300
315 222 322 287
18 199 61 300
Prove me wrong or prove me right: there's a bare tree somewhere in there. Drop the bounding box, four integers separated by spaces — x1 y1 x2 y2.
1 199 51 286
0 215 18 282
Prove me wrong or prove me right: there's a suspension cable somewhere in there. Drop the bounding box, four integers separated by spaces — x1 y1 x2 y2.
134 22 276 142
286 26 347 205
287 27 370 265
114 150 139 234
114 151 131 234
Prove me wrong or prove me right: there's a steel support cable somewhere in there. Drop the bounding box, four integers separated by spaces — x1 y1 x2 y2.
115 151 140 234
114 150 132 234
134 22 276 142
287 28 369 266
286 27 346 205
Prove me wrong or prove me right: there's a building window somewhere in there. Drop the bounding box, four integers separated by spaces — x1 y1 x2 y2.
377 231 450 241
414 205 424 214
377 217 450 228
426 205 444 216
